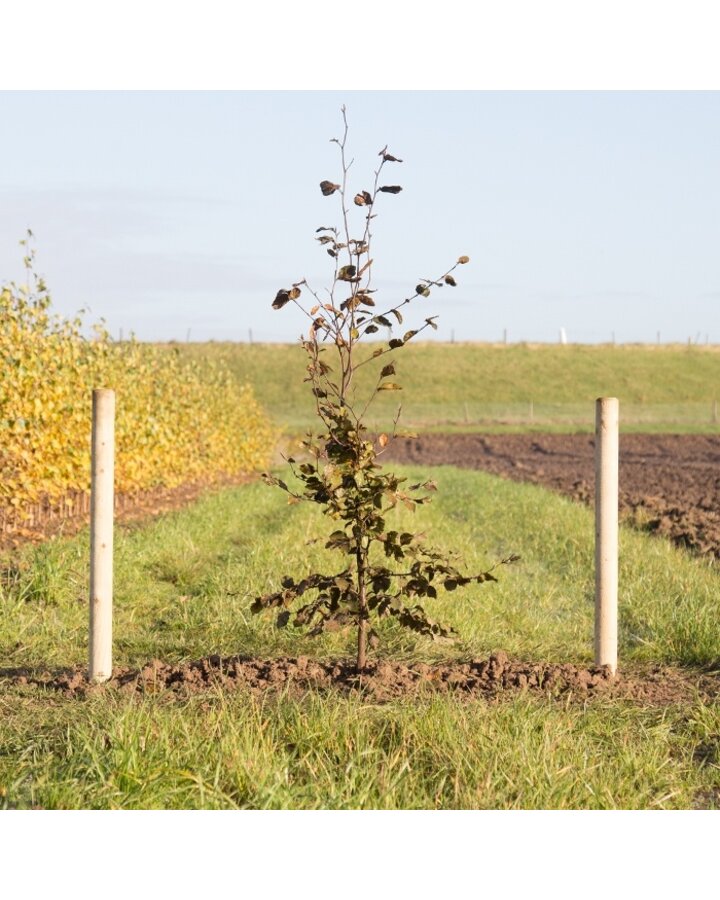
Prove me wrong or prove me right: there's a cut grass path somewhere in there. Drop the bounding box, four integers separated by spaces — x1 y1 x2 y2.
1 466 719 809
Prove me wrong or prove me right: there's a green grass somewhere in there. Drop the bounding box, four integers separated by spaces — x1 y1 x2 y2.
173 341 720 432
2 466 720 809
3 690 719 810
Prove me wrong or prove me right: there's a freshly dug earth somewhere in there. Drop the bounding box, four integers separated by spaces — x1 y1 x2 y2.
3 652 719 706
383 433 720 559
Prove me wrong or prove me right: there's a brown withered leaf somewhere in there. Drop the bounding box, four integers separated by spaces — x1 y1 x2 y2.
377 145 402 161
337 265 357 281
272 289 291 310
380 364 396 377
457 255 470 264
288 286 302 300
378 433 389 448
379 185 403 194
444 275 457 287
353 190 373 206
320 180 340 196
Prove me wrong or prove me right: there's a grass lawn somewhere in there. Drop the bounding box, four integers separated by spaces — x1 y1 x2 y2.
173 341 720 433
2 465 719 809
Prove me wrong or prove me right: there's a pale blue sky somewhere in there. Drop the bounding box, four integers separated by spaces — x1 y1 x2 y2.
1 91 718 343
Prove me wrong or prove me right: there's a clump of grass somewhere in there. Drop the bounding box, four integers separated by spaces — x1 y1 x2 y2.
2 690 720 809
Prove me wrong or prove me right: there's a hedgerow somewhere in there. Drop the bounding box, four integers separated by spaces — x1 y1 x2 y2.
0 234 276 526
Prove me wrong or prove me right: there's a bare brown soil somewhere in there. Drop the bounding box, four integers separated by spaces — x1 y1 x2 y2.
383 433 720 559
3 652 719 706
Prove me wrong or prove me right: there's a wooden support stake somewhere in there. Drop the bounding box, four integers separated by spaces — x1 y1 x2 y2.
89 389 115 683
595 397 619 675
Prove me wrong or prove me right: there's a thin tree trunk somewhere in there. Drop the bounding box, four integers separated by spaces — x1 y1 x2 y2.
356 544 367 672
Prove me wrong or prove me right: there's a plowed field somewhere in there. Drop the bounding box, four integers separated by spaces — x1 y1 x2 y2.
384 433 720 559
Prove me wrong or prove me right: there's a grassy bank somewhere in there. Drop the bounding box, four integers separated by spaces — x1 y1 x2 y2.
175 341 720 432
2 466 719 809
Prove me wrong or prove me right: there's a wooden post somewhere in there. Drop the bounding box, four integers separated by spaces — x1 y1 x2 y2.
89 389 115 683
595 397 619 675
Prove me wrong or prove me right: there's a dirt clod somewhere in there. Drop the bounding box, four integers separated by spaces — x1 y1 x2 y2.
3 652 719 706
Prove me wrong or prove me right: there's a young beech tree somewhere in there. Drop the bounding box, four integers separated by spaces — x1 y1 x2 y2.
252 109 516 671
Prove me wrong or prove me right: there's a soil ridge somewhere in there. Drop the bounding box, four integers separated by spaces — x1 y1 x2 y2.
3 652 718 706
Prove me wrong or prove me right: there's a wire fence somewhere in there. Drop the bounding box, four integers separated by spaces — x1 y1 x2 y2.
360 401 720 432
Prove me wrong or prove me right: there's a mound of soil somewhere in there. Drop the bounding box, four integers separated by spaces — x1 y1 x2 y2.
383 433 720 558
3 652 718 706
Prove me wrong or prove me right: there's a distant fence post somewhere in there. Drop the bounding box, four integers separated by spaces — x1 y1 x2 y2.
89 389 115 683
595 397 619 675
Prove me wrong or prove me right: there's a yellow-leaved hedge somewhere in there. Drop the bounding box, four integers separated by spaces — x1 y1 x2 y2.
1 254 277 522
